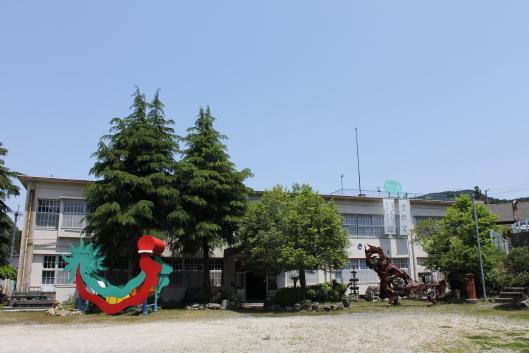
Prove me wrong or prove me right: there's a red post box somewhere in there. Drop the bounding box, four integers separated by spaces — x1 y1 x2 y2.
465 273 479 303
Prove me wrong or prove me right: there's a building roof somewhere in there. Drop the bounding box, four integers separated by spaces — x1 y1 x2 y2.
17 174 454 206
17 175 91 189
486 202 529 223
251 190 454 205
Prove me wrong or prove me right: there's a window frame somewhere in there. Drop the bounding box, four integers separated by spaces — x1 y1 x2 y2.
35 199 61 229
61 199 88 229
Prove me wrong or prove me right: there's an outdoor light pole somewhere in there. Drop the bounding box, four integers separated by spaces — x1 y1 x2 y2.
340 174 344 195
471 195 487 301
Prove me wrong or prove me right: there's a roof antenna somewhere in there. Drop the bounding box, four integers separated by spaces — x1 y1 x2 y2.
355 128 364 196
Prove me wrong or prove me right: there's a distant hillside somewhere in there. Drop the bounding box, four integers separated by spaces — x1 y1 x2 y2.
416 189 529 204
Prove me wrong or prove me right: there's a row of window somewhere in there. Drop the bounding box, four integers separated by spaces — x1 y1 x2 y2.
336 257 410 284
36 199 88 229
168 257 224 272
341 214 442 238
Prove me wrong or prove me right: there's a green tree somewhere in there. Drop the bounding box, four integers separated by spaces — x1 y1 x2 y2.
0 143 19 265
85 89 185 270
415 194 501 295
497 247 529 288
0 264 17 280
174 107 252 295
237 184 349 290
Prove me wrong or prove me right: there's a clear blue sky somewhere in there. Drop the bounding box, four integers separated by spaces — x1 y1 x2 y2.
2 1 529 218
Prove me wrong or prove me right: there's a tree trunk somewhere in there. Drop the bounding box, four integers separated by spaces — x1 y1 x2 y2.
298 269 306 290
202 238 211 297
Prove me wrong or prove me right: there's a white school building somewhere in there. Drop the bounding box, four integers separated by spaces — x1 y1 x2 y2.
15 175 450 303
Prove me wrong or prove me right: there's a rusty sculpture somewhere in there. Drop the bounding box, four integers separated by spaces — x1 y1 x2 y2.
365 245 446 305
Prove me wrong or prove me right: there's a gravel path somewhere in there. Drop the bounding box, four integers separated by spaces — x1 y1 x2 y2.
1 311 526 353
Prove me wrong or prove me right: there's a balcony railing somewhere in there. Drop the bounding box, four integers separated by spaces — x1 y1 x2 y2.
329 188 447 201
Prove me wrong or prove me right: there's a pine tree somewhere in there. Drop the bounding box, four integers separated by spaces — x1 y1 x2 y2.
85 88 184 270
175 107 252 295
0 143 19 265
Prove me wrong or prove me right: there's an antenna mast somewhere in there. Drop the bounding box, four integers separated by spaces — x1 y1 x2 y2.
355 128 363 196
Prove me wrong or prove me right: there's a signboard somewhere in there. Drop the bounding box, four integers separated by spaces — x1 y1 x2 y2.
398 199 412 236
383 198 396 235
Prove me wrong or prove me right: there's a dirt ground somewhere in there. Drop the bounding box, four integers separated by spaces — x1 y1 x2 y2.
1 304 528 353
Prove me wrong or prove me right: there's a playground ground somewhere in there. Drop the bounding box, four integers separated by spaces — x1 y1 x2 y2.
1 301 528 353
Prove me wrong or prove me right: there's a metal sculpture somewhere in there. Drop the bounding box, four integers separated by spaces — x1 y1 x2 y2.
365 245 446 305
63 235 172 314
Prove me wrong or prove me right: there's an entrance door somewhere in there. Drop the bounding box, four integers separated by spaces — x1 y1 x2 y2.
245 272 266 300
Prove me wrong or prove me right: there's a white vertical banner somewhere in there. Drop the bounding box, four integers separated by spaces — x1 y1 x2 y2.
399 199 412 236
383 198 396 234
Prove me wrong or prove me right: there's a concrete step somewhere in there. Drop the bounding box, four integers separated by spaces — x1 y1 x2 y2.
495 297 517 304
241 302 264 310
502 287 526 293
2 307 49 312
498 292 524 299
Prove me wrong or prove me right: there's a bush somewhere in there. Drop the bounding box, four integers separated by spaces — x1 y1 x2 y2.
0 265 16 280
505 248 529 274
301 299 312 310
508 272 529 288
184 288 209 304
305 289 317 301
307 282 347 302
273 287 305 306
271 281 350 307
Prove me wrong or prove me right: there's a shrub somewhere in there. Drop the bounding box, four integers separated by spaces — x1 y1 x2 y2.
273 287 305 306
301 299 312 310
505 248 529 274
305 289 317 301
508 272 529 288
184 288 209 304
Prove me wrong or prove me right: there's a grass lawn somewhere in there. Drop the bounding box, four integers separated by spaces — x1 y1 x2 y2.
1 299 528 325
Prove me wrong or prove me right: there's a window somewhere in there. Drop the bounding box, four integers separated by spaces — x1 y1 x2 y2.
418 272 433 284
209 258 223 271
41 255 69 287
36 199 60 228
169 257 183 271
336 258 378 284
342 213 410 238
184 258 203 271
210 271 222 287
43 255 56 269
42 271 55 285
342 214 385 238
62 199 87 228
414 216 442 226
285 270 318 286
390 258 409 271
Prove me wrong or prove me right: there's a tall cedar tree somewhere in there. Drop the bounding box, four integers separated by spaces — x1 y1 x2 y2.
176 107 251 295
85 89 185 270
0 143 19 265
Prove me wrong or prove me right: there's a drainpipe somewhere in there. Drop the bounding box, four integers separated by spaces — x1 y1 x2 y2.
17 186 35 292
409 229 418 281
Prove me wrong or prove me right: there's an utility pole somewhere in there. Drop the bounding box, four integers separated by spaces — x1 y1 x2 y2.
340 174 344 195
354 128 363 196
10 206 22 265
471 195 487 301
